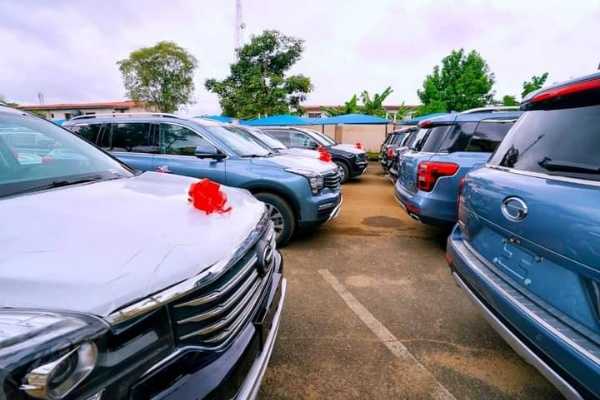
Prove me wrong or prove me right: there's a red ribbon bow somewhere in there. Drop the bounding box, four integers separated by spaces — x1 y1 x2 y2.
355 142 363 150
188 179 232 214
317 146 332 162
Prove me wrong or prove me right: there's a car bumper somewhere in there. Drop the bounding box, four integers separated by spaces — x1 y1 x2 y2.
393 180 455 226
298 190 343 228
130 254 287 400
350 160 369 177
448 229 599 399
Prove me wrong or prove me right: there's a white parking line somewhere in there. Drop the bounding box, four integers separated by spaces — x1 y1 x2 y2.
318 269 456 400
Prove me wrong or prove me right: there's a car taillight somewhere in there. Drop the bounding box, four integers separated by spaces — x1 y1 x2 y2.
417 161 459 192
386 147 395 158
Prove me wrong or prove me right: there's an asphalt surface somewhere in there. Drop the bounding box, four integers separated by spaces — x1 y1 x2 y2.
259 162 563 400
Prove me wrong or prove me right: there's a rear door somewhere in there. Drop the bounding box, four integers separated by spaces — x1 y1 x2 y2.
155 122 227 183
398 126 451 194
462 105 600 333
108 122 159 171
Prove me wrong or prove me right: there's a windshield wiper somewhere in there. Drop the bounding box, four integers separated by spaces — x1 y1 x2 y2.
538 158 600 174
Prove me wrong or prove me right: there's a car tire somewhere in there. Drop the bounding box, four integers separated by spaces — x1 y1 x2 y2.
254 192 295 247
335 161 350 184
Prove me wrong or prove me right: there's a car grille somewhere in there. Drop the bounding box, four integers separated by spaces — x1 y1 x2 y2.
324 171 341 189
169 222 276 348
356 153 367 162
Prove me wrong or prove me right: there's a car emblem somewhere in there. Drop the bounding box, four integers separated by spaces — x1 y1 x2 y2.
501 197 528 222
256 239 274 276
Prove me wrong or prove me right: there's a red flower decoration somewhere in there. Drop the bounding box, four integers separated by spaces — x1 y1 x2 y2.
188 179 232 214
318 147 332 162
355 142 363 150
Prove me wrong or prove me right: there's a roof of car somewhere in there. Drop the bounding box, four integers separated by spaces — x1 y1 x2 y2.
0 104 27 115
422 109 523 125
63 113 225 128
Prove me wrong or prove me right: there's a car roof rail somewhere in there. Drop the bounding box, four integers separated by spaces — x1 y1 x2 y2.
69 112 181 122
460 106 520 114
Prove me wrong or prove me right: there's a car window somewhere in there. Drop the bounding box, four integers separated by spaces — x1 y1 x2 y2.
490 105 600 181
0 113 132 198
290 131 318 149
303 129 335 146
403 131 418 148
465 120 514 153
264 130 291 146
68 123 103 144
246 128 286 150
438 122 477 152
160 123 214 156
420 125 453 152
111 123 158 153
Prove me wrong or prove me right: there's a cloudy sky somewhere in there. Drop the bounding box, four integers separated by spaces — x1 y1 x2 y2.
2 0 599 114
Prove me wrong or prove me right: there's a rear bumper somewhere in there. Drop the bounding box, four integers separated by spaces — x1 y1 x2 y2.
393 180 455 226
448 229 600 399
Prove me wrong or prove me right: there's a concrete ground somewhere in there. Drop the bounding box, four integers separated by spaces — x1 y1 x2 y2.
259 163 563 400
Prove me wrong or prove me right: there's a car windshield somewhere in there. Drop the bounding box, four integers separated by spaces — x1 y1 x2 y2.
204 125 271 157
0 112 132 198
303 129 336 146
490 104 600 181
248 128 287 150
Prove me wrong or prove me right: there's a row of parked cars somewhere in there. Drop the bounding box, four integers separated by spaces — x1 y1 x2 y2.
0 106 366 399
385 72 600 399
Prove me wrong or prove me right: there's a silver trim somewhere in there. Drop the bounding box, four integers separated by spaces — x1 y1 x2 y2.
487 165 600 188
236 279 287 400
460 106 520 114
326 197 343 223
70 112 180 121
452 272 584 400
106 213 270 325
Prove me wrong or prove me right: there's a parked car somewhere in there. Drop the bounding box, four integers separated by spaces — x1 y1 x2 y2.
379 130 407 173
0 105 286 400
64 114 342 246
388 127 420 181
259 127 368 183
447 73 600 399
394 108 522 225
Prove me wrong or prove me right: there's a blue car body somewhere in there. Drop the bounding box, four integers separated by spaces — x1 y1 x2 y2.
64 115 342 245
394 109 522 225
448 73 600 399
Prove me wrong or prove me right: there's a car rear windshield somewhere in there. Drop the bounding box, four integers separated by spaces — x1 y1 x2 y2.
412 126 452 152
489 104 600 181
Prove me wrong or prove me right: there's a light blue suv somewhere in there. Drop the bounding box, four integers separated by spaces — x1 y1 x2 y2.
448 73 600 398
64 114 342 245
394 108 522 226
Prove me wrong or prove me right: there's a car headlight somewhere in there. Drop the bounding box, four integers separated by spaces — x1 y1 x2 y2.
0 310 107 400
285 168 324 194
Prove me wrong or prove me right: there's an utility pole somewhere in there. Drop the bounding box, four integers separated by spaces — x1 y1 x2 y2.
235 0 245 51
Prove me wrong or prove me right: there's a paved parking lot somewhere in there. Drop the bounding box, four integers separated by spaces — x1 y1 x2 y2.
260 162 563 400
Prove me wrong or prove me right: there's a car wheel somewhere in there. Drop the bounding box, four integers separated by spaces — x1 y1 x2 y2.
254 192 295 247
335 161 350 183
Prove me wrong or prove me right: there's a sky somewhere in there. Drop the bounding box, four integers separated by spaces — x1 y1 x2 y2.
1 0 599 115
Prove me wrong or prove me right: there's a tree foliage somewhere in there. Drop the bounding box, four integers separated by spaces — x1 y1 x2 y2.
118 41 197 113
321 95 359 116
417 49 495 115
521 72 549 98
501 95 519 106
205 30 312 119
360 86 393 117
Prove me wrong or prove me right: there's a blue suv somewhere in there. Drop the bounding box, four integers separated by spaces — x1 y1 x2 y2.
394 108 522 225
448 72 600 399
64 114 342 246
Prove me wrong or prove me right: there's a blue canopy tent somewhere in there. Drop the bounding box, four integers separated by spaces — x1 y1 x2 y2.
196 115 235 123
398 112 448 126
318 113 390 125
242 114 312 126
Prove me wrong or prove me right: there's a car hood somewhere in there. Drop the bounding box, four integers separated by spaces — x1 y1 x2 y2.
0 172 265 317
280 148 320 159
331 144 366 155
251 154 337 175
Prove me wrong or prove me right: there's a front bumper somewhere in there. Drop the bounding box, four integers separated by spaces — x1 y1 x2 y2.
130 254 287 400
350 160 369 177
448 229 599 399
298 190 343 228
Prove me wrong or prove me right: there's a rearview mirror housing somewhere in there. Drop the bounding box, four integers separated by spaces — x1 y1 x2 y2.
195 144 226 160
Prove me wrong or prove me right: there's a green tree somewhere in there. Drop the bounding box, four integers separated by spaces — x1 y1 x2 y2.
360 86 393 116
205 30 312 119
417 49 495 113
521 72 549 98
321 95 359 116
501 95 519 106
118 41 197 113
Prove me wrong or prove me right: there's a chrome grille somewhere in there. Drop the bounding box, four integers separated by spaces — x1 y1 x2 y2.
323 172 341 189
170 224 276 348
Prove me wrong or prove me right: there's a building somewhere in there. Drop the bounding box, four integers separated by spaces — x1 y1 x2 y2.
17 100 149 121
302 104 420 121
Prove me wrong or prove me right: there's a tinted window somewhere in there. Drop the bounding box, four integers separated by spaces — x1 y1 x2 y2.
410 129 430 151
264 130 291 146
390 133 405 145
161 123 213 156
290 131 318 148
465 121 514 153
416 126 452 152
439 123 477 152
68 124 103 144
490 105 600 181
403 131 418 148
204 125 269 157
111 123 158 153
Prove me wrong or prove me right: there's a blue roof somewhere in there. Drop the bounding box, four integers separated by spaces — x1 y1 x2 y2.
318 113 390 125
51 119 65 126
399 112 449 125
196 115 234 123
243 114 311 126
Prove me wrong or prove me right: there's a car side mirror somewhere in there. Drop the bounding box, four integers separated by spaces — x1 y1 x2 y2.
195 144 226 160
309 142 319 150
